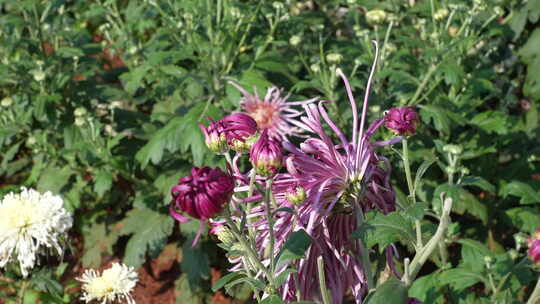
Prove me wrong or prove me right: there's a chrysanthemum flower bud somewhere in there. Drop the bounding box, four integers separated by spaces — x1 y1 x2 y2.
74 107 87 117
285 186 306 205
215 226 235 245
384 106 419 136
366 9 387 25
170 167 234 221
434 8 449 20
199 119 228 154
33 70 46 82
250 131 282 177
326 53 343 64
289 35 302 47
442 144 463 155
407 298 423 304
1 96 13 107
222 113 259 153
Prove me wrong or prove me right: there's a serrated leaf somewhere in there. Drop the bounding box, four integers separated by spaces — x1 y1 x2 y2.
275 268 297 287
366 279 407 304
94 170 113 197
419 105 451 135
500 181 540 204
352 211 415 250
37 166 72 194
408 272 441 303
439 268 484 291
275 229 312 268
260 295 285 304
435 184 487 224
225 277 266 293
181 242 210 289
82 223 120 267
470 111 508 135
458 239 491 272
120 208 174 267
505 207 540 232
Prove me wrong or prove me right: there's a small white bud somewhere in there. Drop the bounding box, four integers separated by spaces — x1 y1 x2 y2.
326 53 343 64
434 8 449 21
26 136 37 146
33 70 46 82
272 2 284 10
75 117 86 126
310 63 320 73
366 9 387 25
1 97 13 107
289 35 302 47
74 107 87 117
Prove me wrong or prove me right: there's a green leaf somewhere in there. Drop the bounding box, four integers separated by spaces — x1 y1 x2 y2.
94 170 113 197
459 176 496 193
419 105 451 134
120 208 174 268
458 239 491 272
225 277 265 293
438 267 484 291
120 65 150 95
212 272 242 292
82 223 120 267
505 207 540 232
275 229 312 268
37 166 72 194
260 295 285 304
435 184 487 224
366 279 408 304
408 272 441 303
352 211 415 250
275 268 297 287
500 181 540 204
470 111 508 135
413 158 436 198
181 242 210 289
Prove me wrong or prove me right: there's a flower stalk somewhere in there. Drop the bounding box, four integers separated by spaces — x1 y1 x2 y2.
402 139 423 249
526 275 540 304
403 195 453 285
317 256 332 304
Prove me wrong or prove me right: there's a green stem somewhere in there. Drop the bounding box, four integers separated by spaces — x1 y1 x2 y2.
408 63 439 106
264 179 276 282
402 139 422 249
224 216 276 291
527 276 540 304
317 256 332 304
17 280 29 304
404 196 453 284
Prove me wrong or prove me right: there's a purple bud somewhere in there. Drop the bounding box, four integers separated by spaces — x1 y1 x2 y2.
384 107 419 136
249 131 282 177
199 118 228 154
407 298 423 304
222 113 259 152
528 239 540 265
170 167 234 221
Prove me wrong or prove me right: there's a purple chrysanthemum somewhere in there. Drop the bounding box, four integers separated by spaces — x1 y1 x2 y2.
230 82 318 141
529 227 540 265
384 106 419 136
170 167 234 221
407 298 423 304
231 42 402 303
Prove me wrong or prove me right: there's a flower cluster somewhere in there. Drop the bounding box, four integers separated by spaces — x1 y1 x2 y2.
0 188 72 277
78 262 138 304
170 45 420 303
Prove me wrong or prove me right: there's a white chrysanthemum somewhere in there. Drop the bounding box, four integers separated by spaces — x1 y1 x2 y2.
0 187 72 277
78 262 138 304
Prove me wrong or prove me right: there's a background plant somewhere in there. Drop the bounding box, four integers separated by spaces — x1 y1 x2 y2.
0 0 539 303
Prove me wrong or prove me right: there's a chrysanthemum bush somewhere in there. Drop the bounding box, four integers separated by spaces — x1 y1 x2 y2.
1 0 540 303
